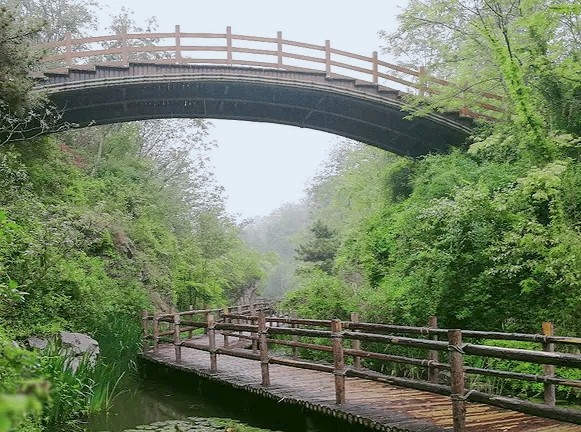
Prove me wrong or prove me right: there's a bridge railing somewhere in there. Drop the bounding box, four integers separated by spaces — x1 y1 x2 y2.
33 26 504 119
141 301 272 359
142 308 581 431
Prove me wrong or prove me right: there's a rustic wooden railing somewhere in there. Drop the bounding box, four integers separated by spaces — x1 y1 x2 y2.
34 26 504 119
142 307 581 431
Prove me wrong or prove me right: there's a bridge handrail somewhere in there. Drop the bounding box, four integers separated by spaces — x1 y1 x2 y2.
142 308 581 429
33 26 504 119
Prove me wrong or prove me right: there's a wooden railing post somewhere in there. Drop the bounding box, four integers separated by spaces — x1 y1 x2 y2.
226 26 233 64
251 304 258 354
448 329 466 432
325 40 331 76
120 27 129 65
141 310 149 351
173 313 181 362
291 311 298 359
277 31 283 68
236 305 243 342
371 51 378 84
331 319 346 404
350 312 362 369
428 316 440 383
175 24 182 63
258 311 270 386
187 311 193 339
542 321 556 407
207 313 217 372
222 307 230 349
418 65 426 97
152 313 160 353
64 32 72 66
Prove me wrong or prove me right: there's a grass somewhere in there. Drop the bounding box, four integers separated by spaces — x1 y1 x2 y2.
39 312 143 430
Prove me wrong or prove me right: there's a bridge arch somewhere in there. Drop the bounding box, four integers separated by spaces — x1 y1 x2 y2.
39 64 473 156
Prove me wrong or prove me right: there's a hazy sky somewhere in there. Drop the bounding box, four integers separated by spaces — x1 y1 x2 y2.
97 0 408 219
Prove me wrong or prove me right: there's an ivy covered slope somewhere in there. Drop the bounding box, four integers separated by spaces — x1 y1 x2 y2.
283 0 581 335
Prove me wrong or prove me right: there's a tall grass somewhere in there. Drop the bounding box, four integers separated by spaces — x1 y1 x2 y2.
89 312 142 412
39 312 143 430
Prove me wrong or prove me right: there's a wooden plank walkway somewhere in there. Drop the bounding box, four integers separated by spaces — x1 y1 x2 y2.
141 335 581 432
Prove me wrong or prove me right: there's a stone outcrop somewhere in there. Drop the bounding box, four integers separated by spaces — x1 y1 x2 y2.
60 331 100 370
24 332 100 371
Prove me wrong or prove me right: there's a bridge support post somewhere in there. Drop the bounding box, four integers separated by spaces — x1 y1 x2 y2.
236 305 243 343
542 322 556 407
418 66 426 97
120 27 129 65
325 40 332 76
251 304 258 354
175 25 182 64
65 32 72 67
291 312 298 360
173 313 182 362
332 319 346 404
277 31 283 67
428 316 439 383
448 329 466 432
187 308 193 339
141 310 149 352
226 26 233 65
223 307 230 349
258 311 270 386
350 312 362 369
207 313 218 373
371 52 378 84
153 313 160 353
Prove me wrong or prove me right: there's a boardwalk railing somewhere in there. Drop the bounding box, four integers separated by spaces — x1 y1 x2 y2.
142 307 581 431
33 27 503 119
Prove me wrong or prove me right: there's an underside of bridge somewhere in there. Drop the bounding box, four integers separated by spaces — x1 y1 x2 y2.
33 63 474 156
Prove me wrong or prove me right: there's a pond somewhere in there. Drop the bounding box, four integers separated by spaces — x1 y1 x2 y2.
85 377 248 431
83 362 365 432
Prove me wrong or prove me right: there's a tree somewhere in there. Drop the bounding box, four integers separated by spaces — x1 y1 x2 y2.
295 220 339 274
6 0 98 43
0 5 67 145
380 0 581 160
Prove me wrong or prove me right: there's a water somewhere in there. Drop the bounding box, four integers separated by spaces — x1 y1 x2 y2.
86 378 253 432
84 364 367 432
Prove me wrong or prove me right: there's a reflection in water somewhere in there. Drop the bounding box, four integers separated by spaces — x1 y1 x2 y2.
86 378 240 432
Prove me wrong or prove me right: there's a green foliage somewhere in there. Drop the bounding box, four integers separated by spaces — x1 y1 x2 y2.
0 331 45 432
0 120 267 428
281 269 356 321
39 314 141 429
0 5 39 115
295 221 339 274
6 0 98 43
381 0 580 161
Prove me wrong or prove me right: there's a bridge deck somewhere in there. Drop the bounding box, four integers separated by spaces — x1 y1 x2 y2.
142 337 581 432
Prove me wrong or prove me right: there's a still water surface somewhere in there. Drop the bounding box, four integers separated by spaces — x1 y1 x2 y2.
86 377 266 432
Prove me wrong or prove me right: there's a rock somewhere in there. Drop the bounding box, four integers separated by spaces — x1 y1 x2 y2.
25 336 48 350
59 331 100 370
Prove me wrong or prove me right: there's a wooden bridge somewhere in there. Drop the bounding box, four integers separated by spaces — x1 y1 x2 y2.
140 303 581 432
23 27 504 156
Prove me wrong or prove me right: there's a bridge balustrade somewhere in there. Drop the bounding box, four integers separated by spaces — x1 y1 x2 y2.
33 26 504 120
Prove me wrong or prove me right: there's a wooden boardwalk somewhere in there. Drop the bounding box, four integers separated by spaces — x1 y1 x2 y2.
141 335 581 432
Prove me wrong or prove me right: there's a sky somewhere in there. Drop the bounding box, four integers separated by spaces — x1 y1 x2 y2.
97 0 409 219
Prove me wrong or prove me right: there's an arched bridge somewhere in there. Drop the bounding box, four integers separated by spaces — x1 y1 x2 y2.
32 27 503 156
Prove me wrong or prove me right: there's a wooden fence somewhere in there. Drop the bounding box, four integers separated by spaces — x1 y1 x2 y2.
34 26 503 119
142 306 581 431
